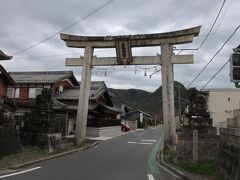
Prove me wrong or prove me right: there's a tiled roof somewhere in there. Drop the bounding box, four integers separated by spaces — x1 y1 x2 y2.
99 103 122 113
14 99 66 109
58 100 98 111
8 71 79 85
55 81 107 100
0 50 12 60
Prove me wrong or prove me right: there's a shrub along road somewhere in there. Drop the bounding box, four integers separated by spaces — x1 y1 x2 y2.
0 126 181 180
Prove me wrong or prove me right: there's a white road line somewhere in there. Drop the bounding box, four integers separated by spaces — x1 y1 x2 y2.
147 174 155 180
139 142 153 145
127 141 137 144
158 164 181 179
141 139 157 142
0 167 42 179
127 141 153 145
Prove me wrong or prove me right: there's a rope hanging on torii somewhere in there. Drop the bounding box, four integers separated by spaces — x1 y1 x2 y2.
60 26 201 151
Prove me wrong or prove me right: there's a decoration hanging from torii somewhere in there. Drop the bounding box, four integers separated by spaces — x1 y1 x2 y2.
60 26 201 152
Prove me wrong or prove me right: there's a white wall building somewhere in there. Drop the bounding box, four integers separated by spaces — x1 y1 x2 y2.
203 88 240 127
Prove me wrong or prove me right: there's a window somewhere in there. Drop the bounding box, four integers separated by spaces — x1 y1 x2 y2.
28 88 36 98
15 88 20 98
36 88 42 97
6 88 15 98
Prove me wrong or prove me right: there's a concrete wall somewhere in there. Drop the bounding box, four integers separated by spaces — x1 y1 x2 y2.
86 126 121 137
207 89 240 127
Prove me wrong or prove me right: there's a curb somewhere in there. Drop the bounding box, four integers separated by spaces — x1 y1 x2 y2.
8 131 132 170
157 151 189 180
10 142 98 170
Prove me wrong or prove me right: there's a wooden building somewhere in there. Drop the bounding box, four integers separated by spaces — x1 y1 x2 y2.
54 81 122 136
124 110 153 129
7 71 79 121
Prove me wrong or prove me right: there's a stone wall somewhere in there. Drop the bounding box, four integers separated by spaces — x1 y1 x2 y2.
216 109 240 180
20 132 63 153
176 126 220 161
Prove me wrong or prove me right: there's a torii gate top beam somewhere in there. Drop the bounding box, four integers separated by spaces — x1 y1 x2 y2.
60 26 201 48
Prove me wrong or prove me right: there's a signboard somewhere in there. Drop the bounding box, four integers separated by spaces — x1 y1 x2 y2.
115 39 132 65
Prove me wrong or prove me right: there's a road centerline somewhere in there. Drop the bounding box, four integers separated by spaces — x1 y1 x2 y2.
127 141 154 145
141 139 157 142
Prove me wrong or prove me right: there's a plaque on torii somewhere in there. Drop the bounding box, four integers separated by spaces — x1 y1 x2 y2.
60 26 201 151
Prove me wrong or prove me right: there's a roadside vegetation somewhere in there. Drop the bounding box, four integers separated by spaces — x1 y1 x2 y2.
0 143 91 170
163 148 222 180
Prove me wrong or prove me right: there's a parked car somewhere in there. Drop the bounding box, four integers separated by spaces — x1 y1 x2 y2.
121 122 130 132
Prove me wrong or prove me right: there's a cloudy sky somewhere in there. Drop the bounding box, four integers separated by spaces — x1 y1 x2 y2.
0 0 239 92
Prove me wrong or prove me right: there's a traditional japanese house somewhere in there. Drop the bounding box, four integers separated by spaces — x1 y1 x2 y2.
54 81 122 136
0 65 15 100
124 110 153 129
7 71 79 122
0 53 21 157
0 65 15 124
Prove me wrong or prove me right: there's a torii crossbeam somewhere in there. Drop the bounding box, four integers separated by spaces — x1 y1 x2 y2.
60 26 201 152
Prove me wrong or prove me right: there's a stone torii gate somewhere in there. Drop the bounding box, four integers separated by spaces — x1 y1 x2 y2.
60 26 201 151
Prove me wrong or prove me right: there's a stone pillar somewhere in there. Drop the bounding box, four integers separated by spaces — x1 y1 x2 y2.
75 46 93 146
161 44 176 152
193 129 198 162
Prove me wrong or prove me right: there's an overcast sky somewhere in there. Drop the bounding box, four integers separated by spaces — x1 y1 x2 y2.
0 0 239 92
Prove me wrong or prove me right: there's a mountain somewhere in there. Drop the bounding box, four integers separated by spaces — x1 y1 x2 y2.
108 81 188 117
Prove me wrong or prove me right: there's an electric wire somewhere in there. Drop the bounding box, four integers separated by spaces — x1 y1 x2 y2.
200 59 229 90
12 0 115 56
187 25 240 88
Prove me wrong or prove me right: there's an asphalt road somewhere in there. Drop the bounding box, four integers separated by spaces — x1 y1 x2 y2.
1 126 182 180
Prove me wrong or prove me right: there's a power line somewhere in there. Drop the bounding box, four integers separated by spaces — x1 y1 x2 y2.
12 0 115 56
200 59 229 90
175 0 227 52
178 0 228 84
198 0 227 49
187 25 240 88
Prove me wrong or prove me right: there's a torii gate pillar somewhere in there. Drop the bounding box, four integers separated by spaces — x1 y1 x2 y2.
161 44 176 151
75 46 93 145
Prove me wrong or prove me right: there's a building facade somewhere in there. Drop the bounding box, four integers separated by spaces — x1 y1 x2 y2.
204 88 240 127
7 71 79 120
0 65 15 99
54 81 122 136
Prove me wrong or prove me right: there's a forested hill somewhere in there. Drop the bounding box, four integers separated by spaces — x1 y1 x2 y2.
108 81 188 116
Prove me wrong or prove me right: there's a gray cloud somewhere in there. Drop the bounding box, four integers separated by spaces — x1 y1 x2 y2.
0 0 239 92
